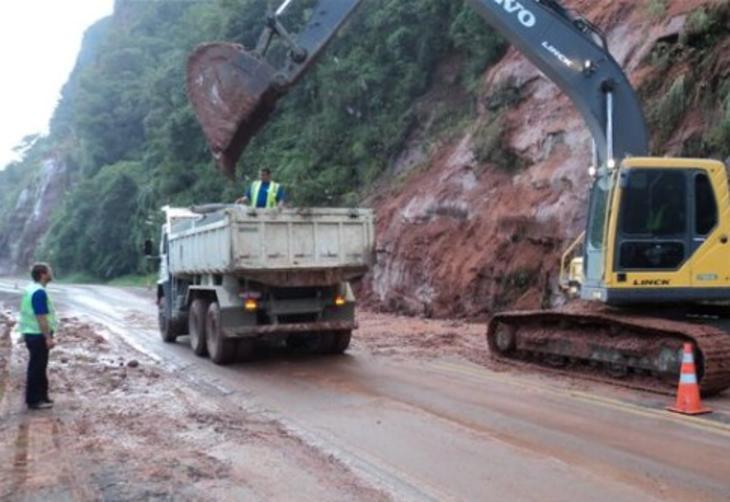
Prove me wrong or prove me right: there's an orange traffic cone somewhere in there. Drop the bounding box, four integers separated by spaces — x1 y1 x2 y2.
667 343 712 416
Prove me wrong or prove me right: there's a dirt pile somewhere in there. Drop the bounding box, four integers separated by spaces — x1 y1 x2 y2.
354 311 490 365
363 0 728 318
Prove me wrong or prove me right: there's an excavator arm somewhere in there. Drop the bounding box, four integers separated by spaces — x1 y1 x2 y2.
187 0 650 177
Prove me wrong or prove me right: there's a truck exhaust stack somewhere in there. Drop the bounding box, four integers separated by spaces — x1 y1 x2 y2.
186 43 283 178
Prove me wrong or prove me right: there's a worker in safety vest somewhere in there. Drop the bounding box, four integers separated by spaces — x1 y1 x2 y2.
237 167 285 208
19 263 57 410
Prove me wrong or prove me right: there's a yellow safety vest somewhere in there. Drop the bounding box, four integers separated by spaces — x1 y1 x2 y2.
251 181 280 208
19 283 57 335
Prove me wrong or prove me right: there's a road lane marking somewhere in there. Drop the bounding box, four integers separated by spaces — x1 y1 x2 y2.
429 361 730 439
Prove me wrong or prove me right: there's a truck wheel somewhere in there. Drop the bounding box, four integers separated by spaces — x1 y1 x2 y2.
205 302 236 365
158 296 178 343
188 298 209 357
329 330 352 354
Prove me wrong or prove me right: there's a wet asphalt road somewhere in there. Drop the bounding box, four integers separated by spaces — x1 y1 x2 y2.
1 279 729 501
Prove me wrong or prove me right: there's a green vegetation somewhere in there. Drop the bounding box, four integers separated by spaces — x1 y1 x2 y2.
641 2 730 158
0 137 49 232
680 6 729 48
473 116 511 166
648 75 691 147
473 80 524 172
705 82 730 158
646 0 667 21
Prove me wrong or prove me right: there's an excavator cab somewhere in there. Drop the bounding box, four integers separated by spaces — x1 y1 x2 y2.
581 158 730 305
572 157 730 305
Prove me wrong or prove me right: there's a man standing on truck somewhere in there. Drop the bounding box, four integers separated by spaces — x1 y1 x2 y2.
19 263 57 410
237 168 285 208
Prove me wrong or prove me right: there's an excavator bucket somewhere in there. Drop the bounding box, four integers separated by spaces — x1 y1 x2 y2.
186 43 283 178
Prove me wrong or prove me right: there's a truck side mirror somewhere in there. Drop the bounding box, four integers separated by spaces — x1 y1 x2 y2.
143 239 154 256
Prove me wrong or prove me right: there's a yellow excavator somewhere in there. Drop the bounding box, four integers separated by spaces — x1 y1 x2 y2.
185 0 730 395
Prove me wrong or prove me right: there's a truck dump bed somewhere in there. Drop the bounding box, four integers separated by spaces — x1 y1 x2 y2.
168 206 374 285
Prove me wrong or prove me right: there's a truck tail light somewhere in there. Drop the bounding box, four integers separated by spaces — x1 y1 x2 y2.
240 291 261 311
335 295 346 307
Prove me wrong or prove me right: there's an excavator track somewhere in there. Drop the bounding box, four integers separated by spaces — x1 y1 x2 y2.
487 305 730 396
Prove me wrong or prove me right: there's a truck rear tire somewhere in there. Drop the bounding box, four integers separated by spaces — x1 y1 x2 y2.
205 301 236 365
158 296 180 343
188 298 209 356
329 330 352 354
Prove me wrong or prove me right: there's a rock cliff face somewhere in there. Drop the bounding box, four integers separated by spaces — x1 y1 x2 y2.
0 157 68 275
364 0 728 318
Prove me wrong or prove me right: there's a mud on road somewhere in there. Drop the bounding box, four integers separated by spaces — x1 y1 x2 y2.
0 309 387 501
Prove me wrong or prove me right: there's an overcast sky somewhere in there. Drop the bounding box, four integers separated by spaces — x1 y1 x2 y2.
0 0 114 170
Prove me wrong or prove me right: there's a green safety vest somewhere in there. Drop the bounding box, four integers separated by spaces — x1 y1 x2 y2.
19 283 57 335
251 181 280 208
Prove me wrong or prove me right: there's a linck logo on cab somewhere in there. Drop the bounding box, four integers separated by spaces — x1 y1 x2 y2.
493 0 537 28
633 279 671 286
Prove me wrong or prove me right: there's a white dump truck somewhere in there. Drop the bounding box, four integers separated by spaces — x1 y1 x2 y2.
146 204 375 364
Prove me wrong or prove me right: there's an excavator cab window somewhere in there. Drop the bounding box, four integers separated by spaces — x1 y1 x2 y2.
617 169 688 270
583 177 613 284
695 173 717 236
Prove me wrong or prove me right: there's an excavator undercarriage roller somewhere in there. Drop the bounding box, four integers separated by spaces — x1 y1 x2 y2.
487 305 730 396
186 43 284 178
